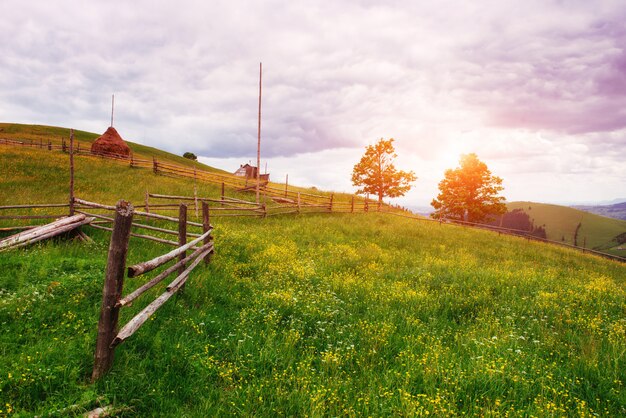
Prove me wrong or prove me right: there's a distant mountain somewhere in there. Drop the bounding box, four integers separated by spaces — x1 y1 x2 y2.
571 201 626 221
404 205 434 216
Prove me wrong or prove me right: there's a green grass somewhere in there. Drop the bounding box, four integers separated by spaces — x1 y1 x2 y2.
0 122 227 174
1 128 626 416
508 201 626 256
1 215 625 416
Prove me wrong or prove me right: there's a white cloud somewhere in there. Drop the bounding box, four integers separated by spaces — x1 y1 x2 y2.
1 0 625 206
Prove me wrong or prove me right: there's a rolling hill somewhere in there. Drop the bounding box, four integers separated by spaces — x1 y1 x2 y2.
506 201 626 256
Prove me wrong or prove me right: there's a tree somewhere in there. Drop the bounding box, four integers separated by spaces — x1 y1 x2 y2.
183 152 197 161
431 153 506 223
351 138 416 205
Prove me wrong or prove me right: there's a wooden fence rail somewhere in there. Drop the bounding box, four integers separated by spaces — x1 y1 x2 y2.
91 200 214 381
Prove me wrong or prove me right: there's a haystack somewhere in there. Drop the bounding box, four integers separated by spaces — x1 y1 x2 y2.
91 127 131 157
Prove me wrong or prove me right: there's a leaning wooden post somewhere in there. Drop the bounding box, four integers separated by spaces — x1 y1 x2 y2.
69 129 75 216
221 182 225 207
92 200 134 381
329 194 334 212
351 196 354 213
178 204 187 276
202 202 211 265
153 157 158 174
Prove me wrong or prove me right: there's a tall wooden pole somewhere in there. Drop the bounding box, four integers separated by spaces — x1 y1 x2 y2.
111 94 115 127
256 62 262 204
69 129 75 216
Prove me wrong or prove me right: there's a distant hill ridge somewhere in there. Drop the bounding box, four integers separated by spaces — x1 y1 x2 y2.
572 201 626 221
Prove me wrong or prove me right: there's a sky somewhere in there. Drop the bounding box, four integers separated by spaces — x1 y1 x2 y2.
1 0 625 207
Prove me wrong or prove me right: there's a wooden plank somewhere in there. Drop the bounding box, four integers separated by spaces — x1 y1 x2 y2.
117 242 214 307
111 248 211 347
87 224 182 247
0 203 69 209
0 214 69 220
0 217 94 251
76 210 200 238
127 228 213 278
0 214 87 248
76 198 204 227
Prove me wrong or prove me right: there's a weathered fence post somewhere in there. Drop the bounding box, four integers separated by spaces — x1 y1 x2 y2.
92 200 134 381
144 191 150 214
364 197 369 213
194 185 198 219
297 192 301 214
62 138 66 153
329 194 334 212
351 196 355 213
285 174 289 198
153 157 158 174
69 129 75 216
130 154 134 168
202 202 211 265
47 140 52 150
178 204 187 277
221 182 225 207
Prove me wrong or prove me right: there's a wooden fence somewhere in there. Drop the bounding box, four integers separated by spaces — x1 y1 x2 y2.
0 136 342 208
386 212 626 263
143 191 380 219
91 200 214 380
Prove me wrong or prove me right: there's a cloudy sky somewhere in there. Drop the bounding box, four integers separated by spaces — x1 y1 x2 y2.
1 0 625 207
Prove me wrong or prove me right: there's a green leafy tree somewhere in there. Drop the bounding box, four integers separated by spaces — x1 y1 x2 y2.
352 138 416 205
431 153 506 223
183 152 197 161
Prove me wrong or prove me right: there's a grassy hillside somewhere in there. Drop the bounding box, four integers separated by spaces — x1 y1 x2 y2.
508 201 626 256
0 122 361 204
0 122 228 174
1 128 626 416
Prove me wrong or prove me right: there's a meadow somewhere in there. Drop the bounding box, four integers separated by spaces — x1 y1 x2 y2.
1 132 626 416
1 211 626 416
